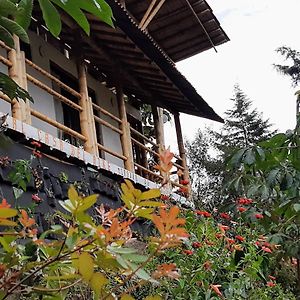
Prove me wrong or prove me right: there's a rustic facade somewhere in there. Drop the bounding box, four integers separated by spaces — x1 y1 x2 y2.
0 0 228 210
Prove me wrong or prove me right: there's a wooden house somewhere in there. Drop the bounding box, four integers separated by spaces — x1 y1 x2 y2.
0 0 228 216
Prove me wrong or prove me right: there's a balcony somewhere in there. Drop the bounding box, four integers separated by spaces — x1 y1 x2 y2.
0 32 190 203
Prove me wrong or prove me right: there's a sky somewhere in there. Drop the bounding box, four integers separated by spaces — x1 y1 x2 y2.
165 0 300 151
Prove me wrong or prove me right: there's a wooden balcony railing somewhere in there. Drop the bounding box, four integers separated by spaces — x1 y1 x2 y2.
0 39 189 191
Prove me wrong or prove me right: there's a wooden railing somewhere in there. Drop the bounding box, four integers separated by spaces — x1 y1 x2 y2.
0 39 189 190
130 126 186 188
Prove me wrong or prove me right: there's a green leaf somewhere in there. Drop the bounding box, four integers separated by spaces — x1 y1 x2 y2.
0 72 34 102
90 0 115 27
293 203 300 212
77 194 98 212
0 208 18 218
13 187 23 199
0 0 17 17
0 25 14 47
228 148 246 168
90 272 108 296
135 207 154 219
16 0 33 30
51 0 90 35
0 17 29 43
139 189 161 201
68 185 78 207
139 200 162 207
78 252 94 282
121 295 135 300
38 0 62 37
108 246 137 254
244 149 256 165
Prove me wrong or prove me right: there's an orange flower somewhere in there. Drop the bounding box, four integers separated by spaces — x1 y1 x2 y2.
262 246 272 253
255 213 264 219
266 281 276 287
196 210 211 217
192 241 202 248
237 206 247 213
152 263 180 280
0 199 10 208
215 233 223 239
226 238 235 245
179 179 189 185
235 235 245 242
220 212 230 220
32 150 42 158
19 210 35 228
218 224 230 233
183 249 193 255
161 195 169 201
268 275 276 281
238 197 253 205
31 140 41 148
210 284 223 299
203 261 212 270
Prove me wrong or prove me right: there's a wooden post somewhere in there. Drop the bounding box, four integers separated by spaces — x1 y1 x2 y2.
152 105 165 150
116 81 134 172
8 36 30 123
77 58 99 155
174 112 190 184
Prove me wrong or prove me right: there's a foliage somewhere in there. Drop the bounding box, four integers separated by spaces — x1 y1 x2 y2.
186 84 275 208
226 109 300 293
0 144 194 299
274 46 300 87
0 0 113 104
140 204 295 299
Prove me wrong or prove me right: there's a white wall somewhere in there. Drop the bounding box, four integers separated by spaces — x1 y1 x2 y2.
0 47 11 114
27 31 124 167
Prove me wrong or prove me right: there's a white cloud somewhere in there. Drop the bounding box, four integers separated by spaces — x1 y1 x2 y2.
165 0 300 152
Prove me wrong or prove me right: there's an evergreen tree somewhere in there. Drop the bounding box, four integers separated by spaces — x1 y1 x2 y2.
219 84 274 151
187 84 276 208
274 46 300 87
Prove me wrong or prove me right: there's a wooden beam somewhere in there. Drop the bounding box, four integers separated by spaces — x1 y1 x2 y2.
116 79 134 172
152 105 165 149
140 0 166 31
77 57 99 155
8 36 31 123
174 112 190 188
139 0 157 29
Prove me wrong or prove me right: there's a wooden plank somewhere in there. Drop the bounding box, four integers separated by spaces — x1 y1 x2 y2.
27 74 82 111
174 112 190 188
94 115 123 135
140 0 167 30
77 59 99 155
92 103 122 124
97 143 127 161
0 55 12 67
152 105 164 149
31 108 86 141
134 162 162 179
116 80 135 171
26 58 81 99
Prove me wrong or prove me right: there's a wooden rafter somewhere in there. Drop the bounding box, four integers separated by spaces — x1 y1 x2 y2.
138 0 166 30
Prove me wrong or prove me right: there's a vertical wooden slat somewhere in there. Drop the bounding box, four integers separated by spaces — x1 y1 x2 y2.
152 105 165 150
77 59 99 155
8 36 30 122
116 81 134 172
174 112 190 183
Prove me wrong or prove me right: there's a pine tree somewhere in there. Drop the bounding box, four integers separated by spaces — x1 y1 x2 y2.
274 46 300 87
187 84 276 208
220 84 274 151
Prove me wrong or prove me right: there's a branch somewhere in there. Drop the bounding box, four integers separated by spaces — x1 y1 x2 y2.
2 238 96 300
